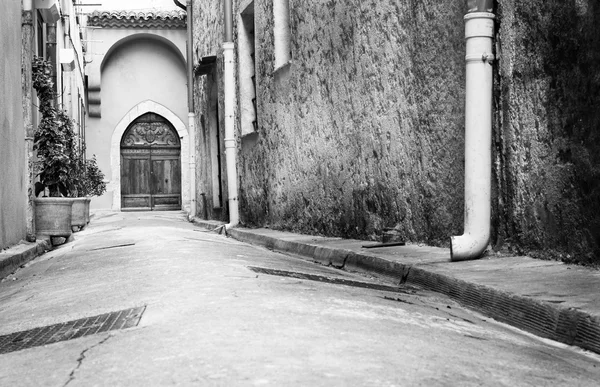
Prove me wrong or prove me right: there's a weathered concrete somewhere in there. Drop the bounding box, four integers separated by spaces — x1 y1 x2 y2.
0 1 27 250
0 240 49 280
200 224 600 355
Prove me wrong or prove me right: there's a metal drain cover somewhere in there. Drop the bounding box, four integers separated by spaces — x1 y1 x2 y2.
248 266 402 293
0 306 145 355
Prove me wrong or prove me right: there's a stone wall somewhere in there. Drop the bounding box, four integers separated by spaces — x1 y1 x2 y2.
238 0 467 244
192 0 229 221
495 0 600 264
0 2 27 249
192 0 600 264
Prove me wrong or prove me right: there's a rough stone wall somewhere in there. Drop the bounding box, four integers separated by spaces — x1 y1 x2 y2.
495 0 600 264
239 0 467 244
192 0 600 264
0 1 27 249
192 0 230 221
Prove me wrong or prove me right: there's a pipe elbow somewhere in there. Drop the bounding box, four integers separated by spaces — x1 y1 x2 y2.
450 231 489 262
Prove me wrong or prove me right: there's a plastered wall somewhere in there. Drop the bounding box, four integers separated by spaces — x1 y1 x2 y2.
0 2 27 249
86 36 188 209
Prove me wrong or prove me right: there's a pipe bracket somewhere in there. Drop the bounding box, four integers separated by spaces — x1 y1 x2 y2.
465 53 495 64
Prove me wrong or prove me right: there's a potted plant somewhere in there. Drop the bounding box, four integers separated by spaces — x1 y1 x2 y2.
71 155 107 230
32 56 77 240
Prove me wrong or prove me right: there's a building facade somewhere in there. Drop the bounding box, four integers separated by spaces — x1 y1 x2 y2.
193 0 600 264
84 10 190 212
1 1 28 250
1 0 87 250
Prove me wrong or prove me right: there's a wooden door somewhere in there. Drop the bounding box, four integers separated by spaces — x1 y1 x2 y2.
121 113 181 211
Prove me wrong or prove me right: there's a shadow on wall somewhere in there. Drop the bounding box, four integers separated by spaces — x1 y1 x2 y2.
496 0 600 265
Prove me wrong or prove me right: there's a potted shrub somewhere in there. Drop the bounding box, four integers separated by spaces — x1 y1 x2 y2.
71 155 107 230
32 56 77 240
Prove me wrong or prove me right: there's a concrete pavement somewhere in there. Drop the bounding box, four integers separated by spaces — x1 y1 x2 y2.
194 219 600 355
2 211 598 357
2 210 600 386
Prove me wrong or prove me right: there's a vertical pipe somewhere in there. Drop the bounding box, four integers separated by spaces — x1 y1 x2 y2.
187 1 197 220
224 0 233 42
46 24 58 107
273 0 291 69
223 41 239 228
222 0 239 228
22 0 36 241
450 9 495 261
175 0 197 220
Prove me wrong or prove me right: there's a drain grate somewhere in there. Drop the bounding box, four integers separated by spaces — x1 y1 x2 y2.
0 306 145 355
248 266 405 293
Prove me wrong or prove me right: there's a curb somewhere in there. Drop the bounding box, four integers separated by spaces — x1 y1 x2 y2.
192 223 600 355
0 239 50 280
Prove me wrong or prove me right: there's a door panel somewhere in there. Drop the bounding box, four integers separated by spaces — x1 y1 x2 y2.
120 113 181 211
121 149 152 211
151 149 181 211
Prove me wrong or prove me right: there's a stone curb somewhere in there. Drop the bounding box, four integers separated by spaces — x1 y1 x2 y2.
190 223 600 355
0 239 50 280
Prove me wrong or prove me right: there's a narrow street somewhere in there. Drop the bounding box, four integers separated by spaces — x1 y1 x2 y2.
1 212 599 386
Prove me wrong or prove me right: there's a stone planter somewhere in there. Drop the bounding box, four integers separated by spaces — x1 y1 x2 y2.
84 197 91 224
34 197 74 238
71 197 91 231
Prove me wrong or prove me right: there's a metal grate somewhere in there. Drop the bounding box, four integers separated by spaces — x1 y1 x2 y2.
247 266 408 293
0 306 145 355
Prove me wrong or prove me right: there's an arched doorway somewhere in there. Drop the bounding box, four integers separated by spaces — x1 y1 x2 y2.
120 113 181 211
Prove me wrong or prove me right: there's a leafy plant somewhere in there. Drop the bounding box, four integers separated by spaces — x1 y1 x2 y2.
73 156 107 197
32 56 78 197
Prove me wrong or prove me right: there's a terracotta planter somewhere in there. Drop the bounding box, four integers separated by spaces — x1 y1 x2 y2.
71 197 91 231
34 197 74 238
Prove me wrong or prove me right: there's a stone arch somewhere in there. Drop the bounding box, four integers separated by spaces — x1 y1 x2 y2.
88 33 186 117
110 100 189 211
100 33 186 71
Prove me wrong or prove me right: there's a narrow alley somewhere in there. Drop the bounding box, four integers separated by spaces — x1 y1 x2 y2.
1 212 599 386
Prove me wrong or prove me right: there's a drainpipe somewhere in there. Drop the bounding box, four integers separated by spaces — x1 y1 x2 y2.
174 0 197 221
222 0 239 229
23 0 36 241
450 0 495 262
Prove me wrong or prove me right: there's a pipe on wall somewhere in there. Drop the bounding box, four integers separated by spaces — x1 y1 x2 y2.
450 9 495 261
222 41 239 229
174 0 197 220
222 0 239 229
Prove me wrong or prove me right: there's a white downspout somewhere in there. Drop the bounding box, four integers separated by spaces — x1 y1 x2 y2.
222 0 239 230
186 1 197 221
223 41 239 229
174 0 196 220
450 11 495 261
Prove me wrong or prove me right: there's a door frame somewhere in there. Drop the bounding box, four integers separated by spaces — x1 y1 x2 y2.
109 100 189 211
